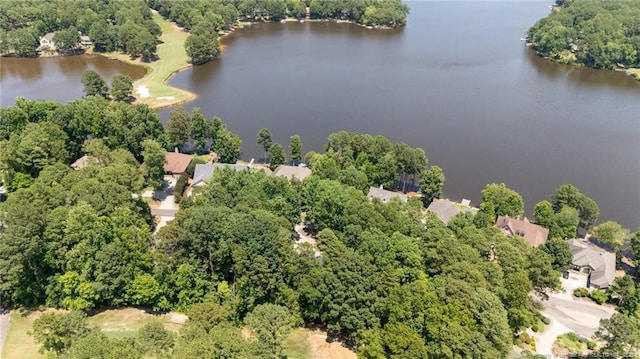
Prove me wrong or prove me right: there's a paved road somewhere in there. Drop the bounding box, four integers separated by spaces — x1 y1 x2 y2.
542 294 615 338
151 209 178 217
0 307 8 359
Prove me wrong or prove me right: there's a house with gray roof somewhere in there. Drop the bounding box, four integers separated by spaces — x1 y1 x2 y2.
272 165 311 182
495 215 549 248
192 163 249 187
367 186 408 203
39 32 56 49
426 198 478 224
567 239 616 289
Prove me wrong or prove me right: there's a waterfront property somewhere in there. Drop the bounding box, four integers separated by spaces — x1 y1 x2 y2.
39 32 56 50
191 163 249 187
367 186 408 203
566 239 616 289
426 198 478 224
164 150 192 176
495 215 549 248
271 165 312 182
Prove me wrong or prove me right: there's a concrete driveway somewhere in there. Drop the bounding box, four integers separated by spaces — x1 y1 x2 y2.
0 307 8 359
532 272 616 356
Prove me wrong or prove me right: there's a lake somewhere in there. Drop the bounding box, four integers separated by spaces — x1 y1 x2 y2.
2 1 639 229
0 54 146 105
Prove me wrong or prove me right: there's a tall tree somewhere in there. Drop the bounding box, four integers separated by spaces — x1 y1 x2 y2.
592 221 629 253
268 143 285 171
142 139 166 190
137 322 175 356
244 304 295 358
289 134 302 164
8 28 38 57
32 311 92 357
419 165 444 207
185 34 220 65
110 74 133 102
81 70 109 98
215 129 242 164
480 183 524 218
52 26 80 54
256 128 273 163
166 107 191 151
540 238 572 271
534 200 555 229
190 108 209 152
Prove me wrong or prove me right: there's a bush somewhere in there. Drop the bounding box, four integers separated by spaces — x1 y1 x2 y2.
566 332 580 342
173 172 189 203
589 290 607 305
540 315 551 325
587 340 596 350
531 323 540 332
573 287 589 297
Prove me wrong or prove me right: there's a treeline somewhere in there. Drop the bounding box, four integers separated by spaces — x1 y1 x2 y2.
527 0 640 70
3 96 640 357
148 0 408 64
0 0 160 58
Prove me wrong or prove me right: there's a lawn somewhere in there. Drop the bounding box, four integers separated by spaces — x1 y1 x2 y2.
283 328 312 359
554 332 592 355
2 308 185 359
2 309 66 359
100 11 194 109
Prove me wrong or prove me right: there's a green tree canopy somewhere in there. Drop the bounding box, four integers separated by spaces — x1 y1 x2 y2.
419 165 445 207
81 70 109 98
110 74 133 102
480 183 524 219
268 143 285 170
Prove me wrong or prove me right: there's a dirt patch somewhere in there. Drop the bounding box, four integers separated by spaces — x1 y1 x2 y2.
308 330 356 359
241 326 254 339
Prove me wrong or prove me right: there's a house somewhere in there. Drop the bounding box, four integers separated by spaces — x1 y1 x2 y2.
495 215 549 248
567 239 616 289
191 163 249 187
367 186 408 203
70 155 99 170
39 32 56 49
271 165 311 182
427 198 478 224
164 150 193 176
80 35 92 47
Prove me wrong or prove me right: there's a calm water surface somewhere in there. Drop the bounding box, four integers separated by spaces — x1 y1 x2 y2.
0 54 146 105
164 1 640 228
3 1 640 228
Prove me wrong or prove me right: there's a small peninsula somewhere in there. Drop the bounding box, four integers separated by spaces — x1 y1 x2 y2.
0 0 409 109
527 0 640 80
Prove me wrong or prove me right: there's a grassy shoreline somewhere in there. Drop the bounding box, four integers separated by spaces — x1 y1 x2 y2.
96 11 195 110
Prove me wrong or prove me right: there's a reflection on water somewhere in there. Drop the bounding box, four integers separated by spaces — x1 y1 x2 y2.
1 54 146 105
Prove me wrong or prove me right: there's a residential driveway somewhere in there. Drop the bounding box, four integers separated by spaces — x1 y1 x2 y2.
0 307 8 359
531 272 616 357
294 223 322 257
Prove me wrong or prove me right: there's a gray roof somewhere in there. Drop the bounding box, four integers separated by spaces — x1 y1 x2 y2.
70 155 99 170
367 187 408 203
271 165 311 182
192 163 249 186
567 239 616 288
426 198 478 224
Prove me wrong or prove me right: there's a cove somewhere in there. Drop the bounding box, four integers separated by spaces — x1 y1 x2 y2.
0 54 146 105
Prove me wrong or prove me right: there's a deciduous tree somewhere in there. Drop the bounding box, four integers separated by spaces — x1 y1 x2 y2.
268 143 285 170
166 107 191 150
142 139 166 190
81 70 109 98
257 128 273 163
110 74 133 102
289 134 302 164
419 165 444 207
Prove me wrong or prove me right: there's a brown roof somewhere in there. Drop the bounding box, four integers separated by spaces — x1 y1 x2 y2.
495 215 549 248
164 152 192 174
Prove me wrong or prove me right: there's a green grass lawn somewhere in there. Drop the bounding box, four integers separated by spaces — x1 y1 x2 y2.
282 328 312 359
4 308 315 359
554 332 589 354
2 310 54 359
100 12 194 109
2 308 184 359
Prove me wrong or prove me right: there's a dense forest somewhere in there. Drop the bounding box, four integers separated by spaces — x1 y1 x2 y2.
527 0 640 71
0 0 161 58
2 88 640 357
0 0 408 62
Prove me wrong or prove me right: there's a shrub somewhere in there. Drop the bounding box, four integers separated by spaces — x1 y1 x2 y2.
540 315 551 325
589 290 607 305
173 172 189 203
531 323 540 332
573 287 589 297
587 340 596 350
566 332 580 342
